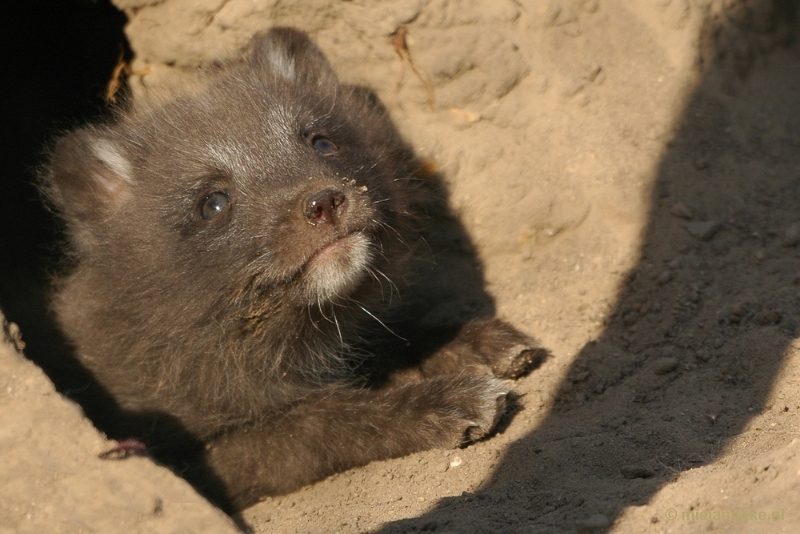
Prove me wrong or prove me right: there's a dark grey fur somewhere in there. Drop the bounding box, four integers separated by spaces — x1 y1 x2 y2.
43 28 544 511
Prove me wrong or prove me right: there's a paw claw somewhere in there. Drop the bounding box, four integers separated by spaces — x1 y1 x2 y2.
455 376 509 445
499 343 547 379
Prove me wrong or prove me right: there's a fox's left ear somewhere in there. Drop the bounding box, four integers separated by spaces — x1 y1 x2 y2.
249 27 339 88
44 127 133 223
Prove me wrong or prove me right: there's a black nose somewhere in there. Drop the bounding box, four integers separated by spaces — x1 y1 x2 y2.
304 188 347 226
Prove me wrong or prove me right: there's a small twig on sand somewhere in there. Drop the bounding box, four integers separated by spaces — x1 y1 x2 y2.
391 26 435 110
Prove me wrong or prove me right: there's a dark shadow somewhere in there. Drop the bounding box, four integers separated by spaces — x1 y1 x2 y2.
378 3 800 533
0 0 127 387
0 0 243 521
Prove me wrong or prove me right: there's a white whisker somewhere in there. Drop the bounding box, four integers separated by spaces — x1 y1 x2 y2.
355 303 407 341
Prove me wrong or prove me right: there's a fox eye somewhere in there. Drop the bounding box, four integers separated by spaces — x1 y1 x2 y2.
311 135 338 156
201 191 230 220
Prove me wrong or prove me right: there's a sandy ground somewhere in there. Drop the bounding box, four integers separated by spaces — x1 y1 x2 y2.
0 317 240 533
2 0 800 532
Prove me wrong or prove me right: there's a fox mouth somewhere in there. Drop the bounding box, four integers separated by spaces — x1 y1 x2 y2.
300 232 372 301
308 234 355 265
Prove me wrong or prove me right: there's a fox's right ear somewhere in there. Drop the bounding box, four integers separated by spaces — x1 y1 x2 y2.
249 27 339 88
43 127 133 226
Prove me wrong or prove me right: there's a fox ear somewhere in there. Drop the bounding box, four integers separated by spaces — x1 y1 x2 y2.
249 27 338 87
44 127 132 226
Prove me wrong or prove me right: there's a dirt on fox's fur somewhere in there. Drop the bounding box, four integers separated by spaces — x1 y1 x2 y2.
2 0 800 533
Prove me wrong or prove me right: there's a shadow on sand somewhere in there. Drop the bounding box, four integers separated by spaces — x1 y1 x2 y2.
379 4 800 533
